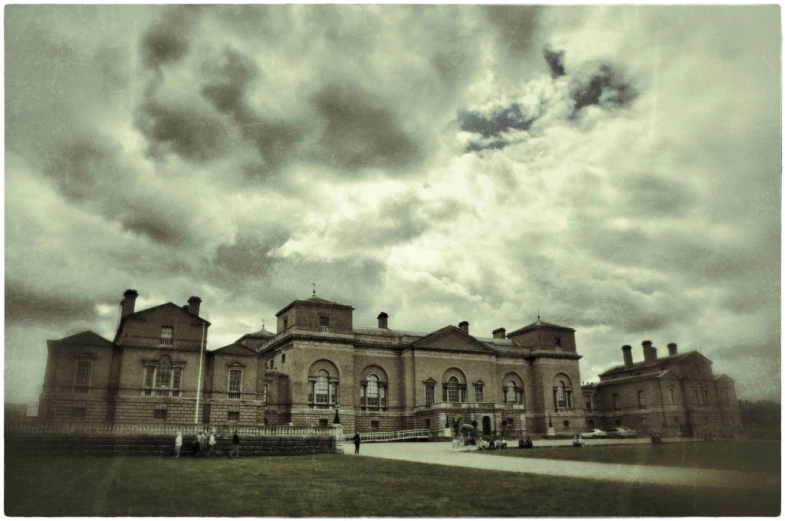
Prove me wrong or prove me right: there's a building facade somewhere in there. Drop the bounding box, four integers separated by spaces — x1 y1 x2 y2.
582 341 742 437
38 290 586 437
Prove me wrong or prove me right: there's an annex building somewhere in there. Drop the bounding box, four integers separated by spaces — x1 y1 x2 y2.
37 289 741 438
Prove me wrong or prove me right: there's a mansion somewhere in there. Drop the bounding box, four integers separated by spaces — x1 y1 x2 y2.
37 289 741 438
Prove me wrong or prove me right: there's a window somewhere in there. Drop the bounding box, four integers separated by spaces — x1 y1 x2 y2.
263 384 269 405
360 374 387 411
282 353 286 364
554 336 561 347
446 377 460 403
425 384 435 406
553 379 573 410
668 386 675 405
319 419 328 427
308 369 337 409
474 385 484 403
71 407 86 419
563 420 569 428
693 388 701 404
283 318 288 330
425 419 431 430
142 355 182 397
74 360 92 394
585 395 592 412
154 409 167 420
615 419 621 426
160 326 174 346
613 393 620 411
228 369 242 400
227 411 240 422
505 381 523 405
371 420 380 430
703 389 710 405
637 390 645 408
319 316 330 332
722 390 729 405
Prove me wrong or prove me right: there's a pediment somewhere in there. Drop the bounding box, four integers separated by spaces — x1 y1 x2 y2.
412 326 494 353
226 361 247 368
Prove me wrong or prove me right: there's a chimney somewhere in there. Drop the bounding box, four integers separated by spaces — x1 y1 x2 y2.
188 296 202 317
642 340 657 361
377 312 388 329
492 327 506 339
458 321 469 334
622 345 633 367
667 342 678 356
121 289 138 319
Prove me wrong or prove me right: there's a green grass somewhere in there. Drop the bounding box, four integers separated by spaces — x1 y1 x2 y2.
5 453 780 517
483 440 781 473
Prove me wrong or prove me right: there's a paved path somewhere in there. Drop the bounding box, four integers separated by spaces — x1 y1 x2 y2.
344 441 779 491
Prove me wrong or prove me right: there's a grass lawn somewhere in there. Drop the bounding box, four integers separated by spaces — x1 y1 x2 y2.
482 440 781 473
5 453 780 517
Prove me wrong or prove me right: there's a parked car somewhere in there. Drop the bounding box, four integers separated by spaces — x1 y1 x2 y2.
606 427 637 438
580 428 608 438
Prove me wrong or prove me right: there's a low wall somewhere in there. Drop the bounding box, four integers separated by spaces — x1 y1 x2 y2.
5 433 336 457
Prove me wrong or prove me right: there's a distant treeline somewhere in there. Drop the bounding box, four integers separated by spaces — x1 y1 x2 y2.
739 400 781 427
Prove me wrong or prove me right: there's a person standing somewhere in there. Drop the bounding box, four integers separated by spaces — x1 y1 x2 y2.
208 432 216 458
353 432 361 455
192 433 201 457
197 431 206 457
229 431 240 459
174 431 182 458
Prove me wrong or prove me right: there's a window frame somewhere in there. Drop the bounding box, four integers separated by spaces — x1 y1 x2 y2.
73 359 93 395
160 326 174 346
308 369 338 410
142 355 183 397
228 369 243 400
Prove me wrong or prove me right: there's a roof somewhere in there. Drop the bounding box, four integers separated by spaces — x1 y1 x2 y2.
51 330 114 347
411 325 495 353
596 370 671 387
275 295 354 317
506 317 575 337
212 343 257 356
238 327 274 340
599 351 701 377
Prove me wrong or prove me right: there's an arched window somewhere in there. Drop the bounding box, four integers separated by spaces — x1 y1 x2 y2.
308 367 338 410
447 377 460 403
360 374 388 411
552 378 573 411
143 355 182 397
505 381 523 404
441 369 467 403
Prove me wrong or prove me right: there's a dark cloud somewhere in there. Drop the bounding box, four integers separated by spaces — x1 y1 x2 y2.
570 64 638 112
464 140 513 153
459 104 537 139
543 47 566 78
620 174 698 217
6 281 98 326
201 48 258 116
310 84 424 172
484 6 541 54
48 137 120 201
141 7 200 69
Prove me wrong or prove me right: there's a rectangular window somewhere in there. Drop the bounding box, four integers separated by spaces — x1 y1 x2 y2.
380 386 387 409
228 370 242 400
637 390 645 408
669 388 675 405
264 384 269 405
563 420 569 428
371 420 380 430
585 396 592 412
160 326 174 345
227 411 240 422
143 366 155 396
74 360 92 394
703 389 710 405
319 316 330 332
474 386 484 403
171 368 182 397
154 409 167 420
723 390 729 405
425 385 435 406
283 318 288 330
71 407 86 419
693 389 700 404
319 419 328 427
613 393 620 411
282 353 286 364
554 337 561 346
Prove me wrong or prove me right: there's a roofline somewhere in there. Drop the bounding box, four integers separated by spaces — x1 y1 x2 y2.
275 299 355 317
507 323 575 337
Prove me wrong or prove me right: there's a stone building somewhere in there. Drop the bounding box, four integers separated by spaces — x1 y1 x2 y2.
582 341 742 437
38 289 587 437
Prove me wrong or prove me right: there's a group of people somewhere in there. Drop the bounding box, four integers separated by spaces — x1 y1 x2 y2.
572 435 585 448
519 437 534 449
174 430 241 458
477 437 508 450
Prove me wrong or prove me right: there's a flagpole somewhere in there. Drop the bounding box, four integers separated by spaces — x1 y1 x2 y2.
194 323 206 425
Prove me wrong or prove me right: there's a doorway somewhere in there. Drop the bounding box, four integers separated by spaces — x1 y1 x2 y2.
482 416 491 435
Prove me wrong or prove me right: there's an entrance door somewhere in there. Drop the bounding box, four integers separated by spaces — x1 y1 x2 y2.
482 416 491 435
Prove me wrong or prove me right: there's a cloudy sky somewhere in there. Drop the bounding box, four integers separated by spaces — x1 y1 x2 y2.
5 6 781 407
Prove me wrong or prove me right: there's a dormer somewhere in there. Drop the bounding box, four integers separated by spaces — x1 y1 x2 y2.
275 294 354 334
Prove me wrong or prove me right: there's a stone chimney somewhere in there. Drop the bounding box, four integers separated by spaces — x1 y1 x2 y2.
642 340 657 361
188 296 202 317
492 327 506 339
121 289 138 319
667 342 678 356
377 312 389 329
458 321 469 334
622 345 633 367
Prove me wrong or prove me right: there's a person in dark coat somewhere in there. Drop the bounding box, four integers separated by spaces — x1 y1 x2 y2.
353 432 361 454
229 431 240 458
